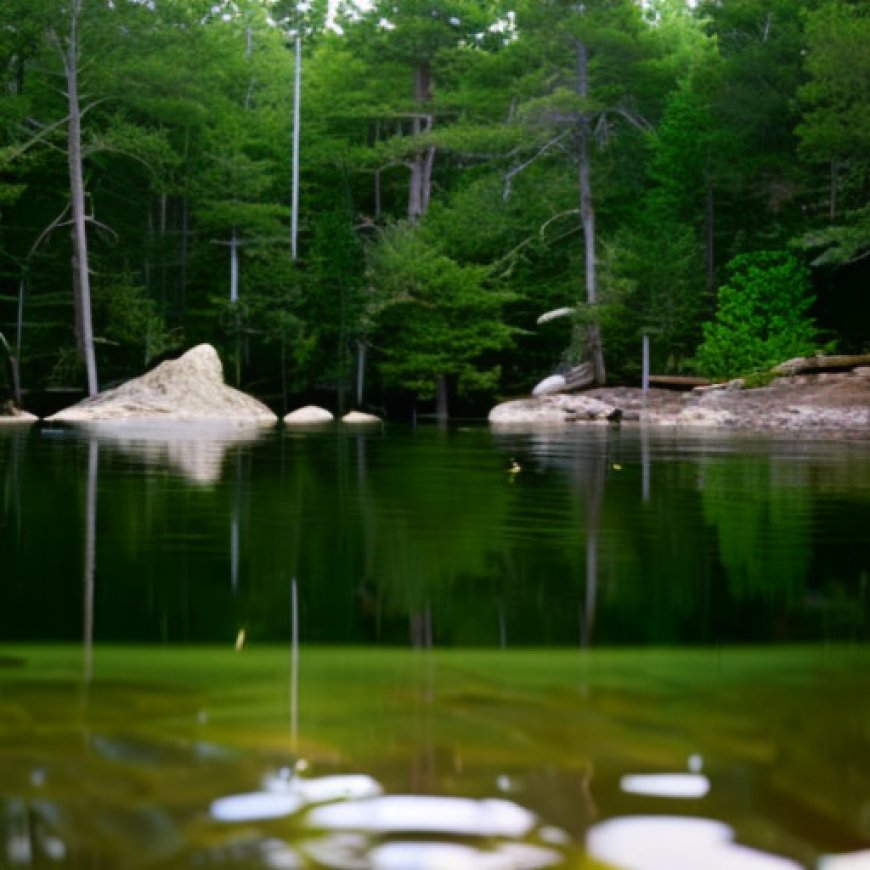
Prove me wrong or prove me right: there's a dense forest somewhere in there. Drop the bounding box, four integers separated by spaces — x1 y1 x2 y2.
1 0 868 419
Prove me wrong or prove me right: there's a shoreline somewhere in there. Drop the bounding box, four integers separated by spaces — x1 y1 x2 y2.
489 371 870 435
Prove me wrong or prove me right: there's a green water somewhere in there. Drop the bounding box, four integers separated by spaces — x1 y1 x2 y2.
0 423 868 868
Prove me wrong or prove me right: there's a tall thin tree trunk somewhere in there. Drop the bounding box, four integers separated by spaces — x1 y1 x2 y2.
705 182 715 296
144 201 153 299
13 277 24 404
408 63 434 222
159 192 168 309
291 34 301 260
575 38 605 386
436 374 449 425
356 339 366 408
65 1 98 397
230 226 239 303
180 194 189 316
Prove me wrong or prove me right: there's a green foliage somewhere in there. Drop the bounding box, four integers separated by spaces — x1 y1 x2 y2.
796 1 870 265
92 275 174 372
368 225 513 398
695 251 818 379
797 1 870 163
701 457 812 602
0 0 865 409
802 203 870 266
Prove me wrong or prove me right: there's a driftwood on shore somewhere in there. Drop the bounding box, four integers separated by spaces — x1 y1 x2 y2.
772 353 870 376
648 375 711 389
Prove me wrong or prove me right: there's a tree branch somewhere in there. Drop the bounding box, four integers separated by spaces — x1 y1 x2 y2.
28 204 72 258
503 131 570 202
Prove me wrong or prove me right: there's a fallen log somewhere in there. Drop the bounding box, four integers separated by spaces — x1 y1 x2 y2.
647 375 711 389
772 353 870 376
564 362 594 391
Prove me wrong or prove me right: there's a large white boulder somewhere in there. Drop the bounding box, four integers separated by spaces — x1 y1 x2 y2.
489 394 616 427
46 344 277 425
0 406 37 424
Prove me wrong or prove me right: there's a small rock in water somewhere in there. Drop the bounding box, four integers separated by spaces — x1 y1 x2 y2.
284 406 334 425
342 411 382 425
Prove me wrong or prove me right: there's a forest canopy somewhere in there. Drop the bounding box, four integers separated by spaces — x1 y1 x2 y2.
1 0 868 417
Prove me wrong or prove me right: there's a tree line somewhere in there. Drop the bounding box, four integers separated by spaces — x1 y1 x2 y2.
1 0 868 417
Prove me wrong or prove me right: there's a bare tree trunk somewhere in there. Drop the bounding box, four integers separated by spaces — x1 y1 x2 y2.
65 1 98 397
159 192 168 308
291 34 301 259
408 64 434 222
705 182 715 295
180 194 189 315
575 39 605 386
436 373 449 424
356 339 366 408
13 278 24 404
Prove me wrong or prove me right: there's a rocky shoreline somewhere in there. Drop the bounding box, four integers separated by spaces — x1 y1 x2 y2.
3 350 869 435
489 368 870 434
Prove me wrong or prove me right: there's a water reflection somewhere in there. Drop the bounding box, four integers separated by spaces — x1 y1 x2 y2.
2 426 868 645
62 421 269 485
83 439 97 687
208 776 567 869
619 773 710 798
587 815 802 870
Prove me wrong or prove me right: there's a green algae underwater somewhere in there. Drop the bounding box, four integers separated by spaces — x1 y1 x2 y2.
1 423 869 868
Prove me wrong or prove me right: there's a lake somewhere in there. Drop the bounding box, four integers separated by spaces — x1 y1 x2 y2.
1 422 868 869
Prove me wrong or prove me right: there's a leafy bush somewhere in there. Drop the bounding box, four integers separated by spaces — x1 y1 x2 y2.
695 251 818 379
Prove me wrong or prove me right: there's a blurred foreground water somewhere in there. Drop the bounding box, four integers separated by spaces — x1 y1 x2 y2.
0 423 868 868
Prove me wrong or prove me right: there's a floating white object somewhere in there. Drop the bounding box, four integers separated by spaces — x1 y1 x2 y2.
306 796 536 838
819 851 870 870
619 773 710 799
210 792 303 822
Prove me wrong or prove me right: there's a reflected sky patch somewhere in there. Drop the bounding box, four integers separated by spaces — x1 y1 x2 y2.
619 773 710 798
210 792 304 822
587 816 802 870
305 795 537 838
211 774 383 823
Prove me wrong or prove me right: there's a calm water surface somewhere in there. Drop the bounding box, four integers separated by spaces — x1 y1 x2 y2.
0 422 868 869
